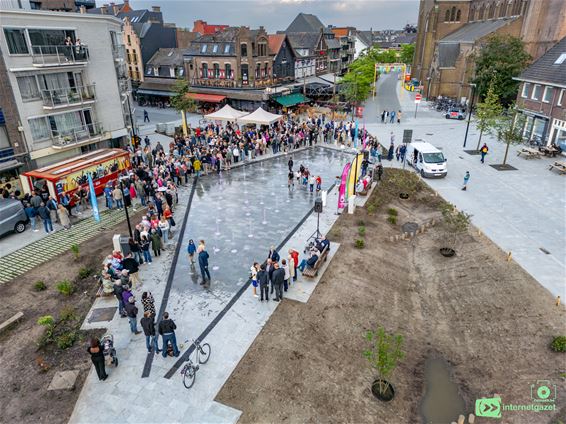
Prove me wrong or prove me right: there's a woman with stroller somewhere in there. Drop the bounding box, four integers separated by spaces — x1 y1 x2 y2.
87 338 108 381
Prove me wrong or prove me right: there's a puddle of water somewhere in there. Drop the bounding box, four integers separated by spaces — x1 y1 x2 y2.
421 357 466 424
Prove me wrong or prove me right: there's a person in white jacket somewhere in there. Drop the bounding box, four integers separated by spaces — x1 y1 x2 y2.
282 258 290 292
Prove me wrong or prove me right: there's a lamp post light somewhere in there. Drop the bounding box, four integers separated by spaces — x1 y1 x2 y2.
426 76 432 101
463 83 477 148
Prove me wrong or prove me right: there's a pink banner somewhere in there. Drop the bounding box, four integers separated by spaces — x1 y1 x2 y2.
338 162 351 209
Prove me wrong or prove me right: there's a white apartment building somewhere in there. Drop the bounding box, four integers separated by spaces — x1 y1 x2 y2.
0 8 131 168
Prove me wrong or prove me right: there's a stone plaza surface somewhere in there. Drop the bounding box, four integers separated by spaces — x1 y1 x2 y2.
71 147 352 423
365 73 566 299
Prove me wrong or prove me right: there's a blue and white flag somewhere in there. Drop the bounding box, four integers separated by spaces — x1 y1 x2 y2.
87 174 100 222
354 120 359 147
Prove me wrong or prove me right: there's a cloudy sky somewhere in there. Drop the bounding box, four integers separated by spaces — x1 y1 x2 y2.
121 0 419 32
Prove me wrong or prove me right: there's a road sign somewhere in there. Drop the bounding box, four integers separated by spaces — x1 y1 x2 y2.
403 129 413 144
415 93 422 103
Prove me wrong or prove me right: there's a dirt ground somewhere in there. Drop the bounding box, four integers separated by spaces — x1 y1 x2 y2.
217 170 566 424
0 214 142 424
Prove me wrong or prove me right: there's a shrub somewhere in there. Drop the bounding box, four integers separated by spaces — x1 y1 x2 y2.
355 239 365 249
56 331 77 350
56 280 74 296
387 208 398 217
387 215 397 225
37 315 55 347
33 281 47 292
357 219 365 226
367 204 376 215
78 267 93 280
363 327 405 397
70 243 80 260
550 336 566 353
358 226 366 237
59 306 77 322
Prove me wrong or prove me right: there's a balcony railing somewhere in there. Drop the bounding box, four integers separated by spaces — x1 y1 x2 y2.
112 44 126 60
32 45 89 66
41 84 96 109
50 122 103 149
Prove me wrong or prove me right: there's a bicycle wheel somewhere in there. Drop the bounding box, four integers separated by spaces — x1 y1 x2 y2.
198 343 211 364
182 365 196 389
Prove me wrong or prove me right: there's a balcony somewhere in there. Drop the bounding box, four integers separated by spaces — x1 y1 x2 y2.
50 122 103 150
41 85 96 109
112 44 126 61
32 45 89 67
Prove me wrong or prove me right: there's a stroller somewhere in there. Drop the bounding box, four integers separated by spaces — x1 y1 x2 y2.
101 334 118 367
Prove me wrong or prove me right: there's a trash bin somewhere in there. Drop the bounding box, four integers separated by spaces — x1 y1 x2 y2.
119 235 131 255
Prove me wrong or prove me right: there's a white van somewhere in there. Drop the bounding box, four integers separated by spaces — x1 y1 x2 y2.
406 142 447 178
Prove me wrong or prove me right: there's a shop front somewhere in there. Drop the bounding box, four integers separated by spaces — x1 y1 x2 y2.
549 118 566 151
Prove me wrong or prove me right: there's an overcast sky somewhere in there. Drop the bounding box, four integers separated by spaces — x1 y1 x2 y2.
118 0 419 32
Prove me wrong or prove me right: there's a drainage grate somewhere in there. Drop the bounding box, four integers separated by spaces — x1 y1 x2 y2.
539 247 551 254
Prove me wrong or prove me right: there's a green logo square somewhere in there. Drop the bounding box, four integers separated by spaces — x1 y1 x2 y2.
475 397 502 418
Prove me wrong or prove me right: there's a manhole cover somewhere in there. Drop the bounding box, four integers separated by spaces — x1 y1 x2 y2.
402 222 419 233
88 307 117 323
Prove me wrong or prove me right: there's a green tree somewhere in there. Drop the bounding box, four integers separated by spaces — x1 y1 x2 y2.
474 80 503 150
399 44 415 65
493 105 525 165
170 79 196 136
363 327 405 398
473 35 531 105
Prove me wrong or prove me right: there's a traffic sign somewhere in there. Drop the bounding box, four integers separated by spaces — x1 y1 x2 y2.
403 129 413 144
415 93 422 103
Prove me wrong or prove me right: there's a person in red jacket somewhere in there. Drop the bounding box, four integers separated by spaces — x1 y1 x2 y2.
289 248 299 282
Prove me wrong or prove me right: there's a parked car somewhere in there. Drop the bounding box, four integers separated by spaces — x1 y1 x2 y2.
0 198 28 236
445 108 466 120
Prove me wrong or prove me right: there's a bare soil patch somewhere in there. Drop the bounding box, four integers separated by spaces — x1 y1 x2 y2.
0 214 143 424
216 169 566 423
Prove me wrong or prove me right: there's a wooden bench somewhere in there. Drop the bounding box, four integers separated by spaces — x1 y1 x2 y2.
517 147 542 159
302 245 329 278
540 146 561 157
549 161 566 175
0 311 24 333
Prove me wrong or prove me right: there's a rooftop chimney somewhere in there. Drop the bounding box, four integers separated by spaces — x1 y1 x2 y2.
100 5 108 14
152 6 161 12
79 5 86 13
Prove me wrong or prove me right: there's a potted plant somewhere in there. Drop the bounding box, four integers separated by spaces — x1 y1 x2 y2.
363 327 405 402
438 203 471 257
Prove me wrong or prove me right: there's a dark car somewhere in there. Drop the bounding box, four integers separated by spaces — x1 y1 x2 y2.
445 109 466 120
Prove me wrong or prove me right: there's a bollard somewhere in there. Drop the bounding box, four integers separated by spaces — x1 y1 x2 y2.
389 236 394 242
557 296 561 307
394 235 399 241
457 415 465 424
507 251 512 262
431 219 435 226
468 414 475 423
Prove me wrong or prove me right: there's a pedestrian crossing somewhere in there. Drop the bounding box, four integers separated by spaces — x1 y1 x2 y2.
0 209 127 284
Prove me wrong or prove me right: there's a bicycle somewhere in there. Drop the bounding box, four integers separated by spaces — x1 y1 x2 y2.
180 339 211 389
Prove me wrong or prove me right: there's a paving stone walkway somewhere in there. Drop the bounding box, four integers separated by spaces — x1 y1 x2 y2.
0 208 126 284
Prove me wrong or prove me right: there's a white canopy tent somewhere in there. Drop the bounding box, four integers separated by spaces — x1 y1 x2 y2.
204 104 249 121
237 107 282 125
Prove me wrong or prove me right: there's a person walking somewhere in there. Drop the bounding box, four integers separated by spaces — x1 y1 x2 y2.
397 110 402 124
87 338 108 381
187 239 196 264
124 296 141 335
140 235 152 264
390 110 396 123
250 262 259 298
381 110 386 123
25 203 38 232
258 263 269 301
387 141 394 161
288 158 294 172
271 262 285 302
480 143 489 164
143 109 150 123
198 246 211 284
140 311 160 354
462 171 471 191
158 312 180 357
113 280 127 318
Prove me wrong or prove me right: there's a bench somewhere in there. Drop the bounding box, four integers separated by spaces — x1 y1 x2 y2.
549 161 566 175
517 148 542 159
0 311 24 333
302 245 329 278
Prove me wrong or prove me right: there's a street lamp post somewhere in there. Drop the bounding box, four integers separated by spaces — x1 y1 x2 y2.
123 92 137 148
119 178 133 238
463 83 477 148
426 76 432 101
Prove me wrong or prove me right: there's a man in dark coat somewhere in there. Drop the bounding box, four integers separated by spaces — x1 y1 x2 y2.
124 296 141 335
267 246 280 263
140 311 160 353
271 262 285 302
257 264 269 301
198 248 211 285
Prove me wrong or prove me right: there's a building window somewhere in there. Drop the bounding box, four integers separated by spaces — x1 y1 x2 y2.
127 34 131 45
488 3 495 19
241 63 248 82
258 43 267 56
554 53 566 65
201 44 207 53
17 76 41 101
264 62 269 78
450 6 456 21
4 28 29 54
255 63 261 78
456 9 461 21
225 63 231 79
176 66 185 77
212 44 218 53
531 84 542 100
521 83 530 98
213 63 220 78
241 43 247 56
558 89 565 106
542 86 554 103
202 63 208 78
29 117 50 141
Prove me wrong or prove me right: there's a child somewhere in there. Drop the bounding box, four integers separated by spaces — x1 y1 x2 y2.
250 262 259 298
187 239 196 264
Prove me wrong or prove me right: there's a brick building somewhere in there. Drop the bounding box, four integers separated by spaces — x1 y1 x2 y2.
413 0 566 101
514 36 566 148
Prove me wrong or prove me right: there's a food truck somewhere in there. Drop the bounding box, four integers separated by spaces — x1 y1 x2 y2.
20 149 131 202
